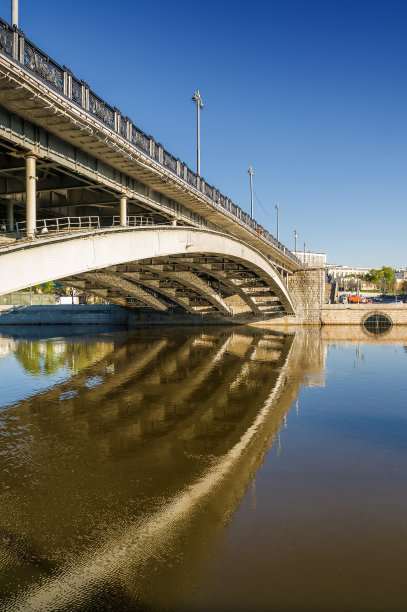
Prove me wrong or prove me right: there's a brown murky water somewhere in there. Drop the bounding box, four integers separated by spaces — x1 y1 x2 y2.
0 325 406 611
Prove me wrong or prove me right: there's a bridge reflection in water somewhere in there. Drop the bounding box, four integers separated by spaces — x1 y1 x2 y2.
0 327 325 611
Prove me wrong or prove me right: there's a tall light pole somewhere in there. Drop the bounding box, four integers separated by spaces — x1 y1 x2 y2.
275 202 279 242
294 228 298 253
303 242 306 264
248 166 254 219
12 0 18 27
192 91 204 175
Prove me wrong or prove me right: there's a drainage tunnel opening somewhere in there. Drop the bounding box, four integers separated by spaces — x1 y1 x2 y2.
363 313 393 335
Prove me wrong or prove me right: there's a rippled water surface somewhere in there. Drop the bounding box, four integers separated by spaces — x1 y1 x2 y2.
0 325 406 611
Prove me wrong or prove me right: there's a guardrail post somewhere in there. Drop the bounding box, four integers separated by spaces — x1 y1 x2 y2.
120 196 127 227
176 158 181 176
149 138 155 158
200 178 205 194
18 31 25 63
114 108 120 133
12 27 19 61
126 118 132 141
81 81 89 110
62 66 68 96
25 154 36 238
156 143 163 164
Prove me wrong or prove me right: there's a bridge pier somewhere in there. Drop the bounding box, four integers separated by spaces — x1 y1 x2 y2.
25 155 37 238
120 196 127 227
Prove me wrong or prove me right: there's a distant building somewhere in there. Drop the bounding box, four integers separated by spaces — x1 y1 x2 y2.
325 264 371 278
395 268 407 280
292 251 326 267
394 269 407 287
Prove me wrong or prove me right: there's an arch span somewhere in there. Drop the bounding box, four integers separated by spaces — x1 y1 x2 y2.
0 227 296 317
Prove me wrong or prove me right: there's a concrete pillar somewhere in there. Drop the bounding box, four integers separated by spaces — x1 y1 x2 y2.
26 155 37 238
7 201 14 232
171 219 177 226
120 196 127 227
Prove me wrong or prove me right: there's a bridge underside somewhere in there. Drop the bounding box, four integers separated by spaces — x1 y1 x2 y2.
62 254 288 318
0 228 296 319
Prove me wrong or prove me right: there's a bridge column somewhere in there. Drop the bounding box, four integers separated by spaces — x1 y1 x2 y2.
26 155 37 238
120 196 127 227
7 202 14 232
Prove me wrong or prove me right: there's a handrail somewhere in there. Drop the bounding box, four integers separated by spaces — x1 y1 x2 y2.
16 216 100 234
0 17 301 267
112 215 155 227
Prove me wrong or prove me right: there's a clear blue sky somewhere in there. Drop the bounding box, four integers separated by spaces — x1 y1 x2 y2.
4 0 406 267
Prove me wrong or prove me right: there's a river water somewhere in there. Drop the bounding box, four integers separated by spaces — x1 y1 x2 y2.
0 325 406 611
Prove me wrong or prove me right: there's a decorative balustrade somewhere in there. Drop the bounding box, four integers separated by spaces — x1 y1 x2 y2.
0 16 301 266
0 22 12 56
71 77 83 106
24 39 64 91
89 91 114 129
132 125 150 154
119 116 128 139
162 149 177 173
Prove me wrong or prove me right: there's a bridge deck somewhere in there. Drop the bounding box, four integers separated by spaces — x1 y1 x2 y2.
0 17 301 275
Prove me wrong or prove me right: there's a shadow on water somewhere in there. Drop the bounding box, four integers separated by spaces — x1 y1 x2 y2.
0 326 325 611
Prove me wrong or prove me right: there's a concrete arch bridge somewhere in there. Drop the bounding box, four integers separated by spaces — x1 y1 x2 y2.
0 17 325 324
0 225 297 320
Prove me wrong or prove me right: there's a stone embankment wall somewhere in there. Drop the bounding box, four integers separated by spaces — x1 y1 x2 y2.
0 305 129 325
321 304 407 326
0 305 232 326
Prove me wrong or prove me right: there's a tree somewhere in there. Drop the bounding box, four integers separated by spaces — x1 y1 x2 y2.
365 266 394 285
381 266 394 282
365 269 383 283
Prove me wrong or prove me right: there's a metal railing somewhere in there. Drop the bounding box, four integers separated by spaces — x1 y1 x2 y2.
16 216 100 234
112 215 155 227
0 17 301 267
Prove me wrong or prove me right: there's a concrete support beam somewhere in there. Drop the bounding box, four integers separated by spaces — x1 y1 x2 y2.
7 201 14 232
120 196 127 227
192 263 263 315
26 155 37 238
122 272 197 314
151 269 231 316
82 272 169 311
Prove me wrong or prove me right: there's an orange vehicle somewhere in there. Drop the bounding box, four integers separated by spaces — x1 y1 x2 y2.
348 295 362 303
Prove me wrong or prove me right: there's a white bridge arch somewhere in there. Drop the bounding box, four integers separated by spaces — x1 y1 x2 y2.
0 227 295 318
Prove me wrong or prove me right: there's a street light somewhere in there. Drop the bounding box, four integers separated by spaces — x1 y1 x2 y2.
303 242 306 264
248 166 254 219
11 0 18 27
192 91 204 175
294 228 298 253
275 202 279 242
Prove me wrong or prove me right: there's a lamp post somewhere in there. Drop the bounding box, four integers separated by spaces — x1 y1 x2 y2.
294 228 298 253
275 202 279 242
303 242 306 264
248 166 254 219
11 0 18 27
192 91 204 176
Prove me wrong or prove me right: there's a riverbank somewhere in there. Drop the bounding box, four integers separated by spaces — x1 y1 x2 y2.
1 303 407 326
